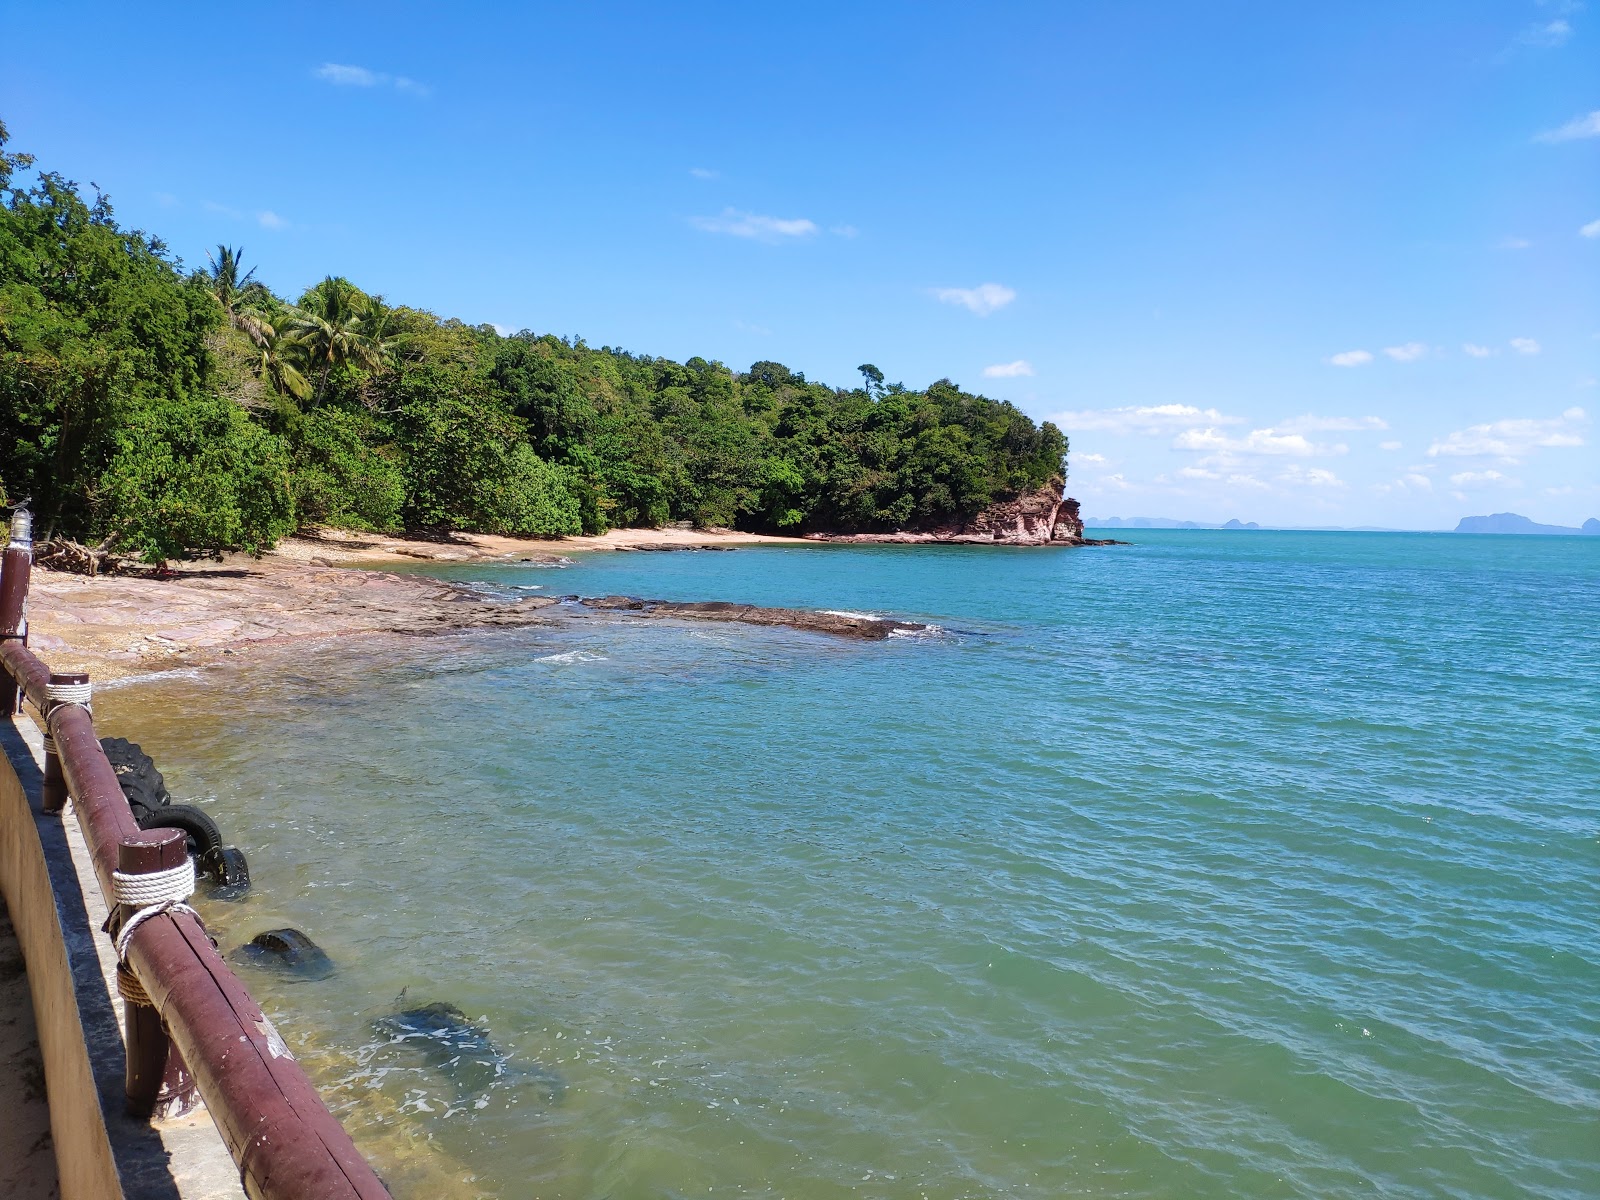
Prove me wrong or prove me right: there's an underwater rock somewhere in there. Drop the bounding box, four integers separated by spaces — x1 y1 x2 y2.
372 1000 565 1104
230 928 335 980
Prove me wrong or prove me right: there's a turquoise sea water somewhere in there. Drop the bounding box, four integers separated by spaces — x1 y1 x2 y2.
98 531 1599 1199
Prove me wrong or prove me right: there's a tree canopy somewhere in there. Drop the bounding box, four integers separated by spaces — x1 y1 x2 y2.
0 124 1068 562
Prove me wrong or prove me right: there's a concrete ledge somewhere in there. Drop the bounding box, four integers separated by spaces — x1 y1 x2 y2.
1 716 242 1199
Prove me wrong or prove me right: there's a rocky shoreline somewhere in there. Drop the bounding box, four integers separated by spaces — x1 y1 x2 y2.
21 500 1122 684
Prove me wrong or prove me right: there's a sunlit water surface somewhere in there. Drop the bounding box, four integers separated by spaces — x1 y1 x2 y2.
95 532 1599 1199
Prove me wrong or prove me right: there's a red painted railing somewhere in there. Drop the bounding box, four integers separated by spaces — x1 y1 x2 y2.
0 514 391 1200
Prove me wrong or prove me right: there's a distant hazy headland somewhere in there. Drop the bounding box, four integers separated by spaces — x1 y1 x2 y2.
1454 513 1600 536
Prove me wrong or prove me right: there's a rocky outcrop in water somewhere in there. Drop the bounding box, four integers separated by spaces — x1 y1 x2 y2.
805 478 1105 546
574 596 928 639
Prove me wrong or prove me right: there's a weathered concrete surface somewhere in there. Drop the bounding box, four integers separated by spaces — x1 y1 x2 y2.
0 891 56 1198
1 716 244 1198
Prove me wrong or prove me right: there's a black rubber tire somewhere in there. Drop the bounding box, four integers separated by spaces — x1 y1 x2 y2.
199 846 251 898
99 737 172 803
137 803 223 859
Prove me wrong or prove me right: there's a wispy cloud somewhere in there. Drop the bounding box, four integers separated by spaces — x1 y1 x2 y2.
1379 440 1403 451
1510 336 1541 355
1278 414 1389 433
829 224 860 238
1517 18 1574 47
1174 428 1346 457
1582 218 1600 238
1374 472 1433 495
1051 403 1243 435
691 209 819 241
1328 349 1373 367
1427 407 1587 461
1498 236 1533 250
982 360 1034 378
1278 465 1346 488
257 210 287 231
933 283 1016 316
689 167 720 180
1463 342 1494 358
314 63 430 96
204 200 288 230
1535 110 1600 142
1449 468 1520 488
1384 342 1428 361
1077 452 1108 464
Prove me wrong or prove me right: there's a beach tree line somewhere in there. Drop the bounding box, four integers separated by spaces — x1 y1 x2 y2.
0 123 1068 563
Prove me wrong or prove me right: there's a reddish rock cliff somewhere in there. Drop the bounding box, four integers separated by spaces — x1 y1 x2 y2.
807 477 1090 545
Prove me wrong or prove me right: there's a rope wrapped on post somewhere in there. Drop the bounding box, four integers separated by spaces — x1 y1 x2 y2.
42 674 92 757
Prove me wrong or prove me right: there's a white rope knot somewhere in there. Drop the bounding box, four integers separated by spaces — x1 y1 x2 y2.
114 899 201 963
112 859 195 909
45 680 93 706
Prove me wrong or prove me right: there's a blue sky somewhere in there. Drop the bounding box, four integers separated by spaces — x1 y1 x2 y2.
3 1 1596 528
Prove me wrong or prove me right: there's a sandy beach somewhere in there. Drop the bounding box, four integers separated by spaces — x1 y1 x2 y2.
23 527 808 684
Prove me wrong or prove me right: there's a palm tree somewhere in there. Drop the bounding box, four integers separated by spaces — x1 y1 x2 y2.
203 246 310 400
279 276 391 405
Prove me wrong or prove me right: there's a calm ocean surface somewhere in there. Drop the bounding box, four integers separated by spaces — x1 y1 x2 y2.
97 531 1599 1199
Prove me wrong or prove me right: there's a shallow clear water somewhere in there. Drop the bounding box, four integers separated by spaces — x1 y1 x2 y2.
97 532 1600 1199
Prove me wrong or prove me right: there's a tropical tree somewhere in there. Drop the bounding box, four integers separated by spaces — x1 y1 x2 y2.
202 245 309 401
280 276 390 404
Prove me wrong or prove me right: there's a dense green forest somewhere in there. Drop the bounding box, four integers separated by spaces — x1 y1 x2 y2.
0 123 1068 563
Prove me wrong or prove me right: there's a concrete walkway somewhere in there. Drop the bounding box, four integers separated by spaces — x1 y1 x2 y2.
0 895 58 1198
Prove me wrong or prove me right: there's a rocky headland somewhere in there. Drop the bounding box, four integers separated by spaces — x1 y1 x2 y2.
804 480 1120 546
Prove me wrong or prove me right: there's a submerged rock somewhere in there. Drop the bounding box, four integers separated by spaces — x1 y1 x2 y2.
372 1000 565 1104
576 595 928 639
230 928 334 980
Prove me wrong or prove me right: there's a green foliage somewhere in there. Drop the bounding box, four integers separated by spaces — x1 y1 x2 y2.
288 408 405 532
0 124 1070 556
96 393 295 563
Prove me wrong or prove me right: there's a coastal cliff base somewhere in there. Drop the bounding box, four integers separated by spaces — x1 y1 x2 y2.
804 482 1115 546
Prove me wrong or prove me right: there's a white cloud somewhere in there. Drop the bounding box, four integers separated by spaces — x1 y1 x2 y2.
689 167 720 180
1051 403 1243 435
830 224 860 238
1463 343 1494 358
1449 469 1520 488
314 63 430 95
1279 414 1389 433
1174 427 1346 457
1510 337 1541 355
491 323 514 336
1519 18 1573 47
932 283 1016 316
257 210 286 230
1426 407 1587 461
1379 440 1403 451
1101 473 1135 491
1375 472 1433 495
1384 342 1428 361
1077 453 1109 464
1535 110 1600 142
691 209 819 241
983 360 1035 378
1328 349 1373 367
1581 218 1600 238
1278 465 1345 488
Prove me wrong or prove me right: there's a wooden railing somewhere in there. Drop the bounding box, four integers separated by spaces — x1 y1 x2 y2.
0 512 391 1200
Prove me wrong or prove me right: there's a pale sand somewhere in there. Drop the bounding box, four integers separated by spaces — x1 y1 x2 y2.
21 527 810 684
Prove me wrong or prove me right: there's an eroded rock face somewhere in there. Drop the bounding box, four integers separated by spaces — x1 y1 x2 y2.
807 477 1088 545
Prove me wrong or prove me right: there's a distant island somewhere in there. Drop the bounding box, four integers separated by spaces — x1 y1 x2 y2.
1454 513 1600 536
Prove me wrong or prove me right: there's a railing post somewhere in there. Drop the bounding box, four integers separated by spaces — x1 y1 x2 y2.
41 670 87 813
0 506 31 719
117 828 201 1119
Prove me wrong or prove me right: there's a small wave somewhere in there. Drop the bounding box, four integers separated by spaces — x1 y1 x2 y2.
821 610 883 621
534 650 609 664
888 624 945 639
98 667 206 690
511 584 544 591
